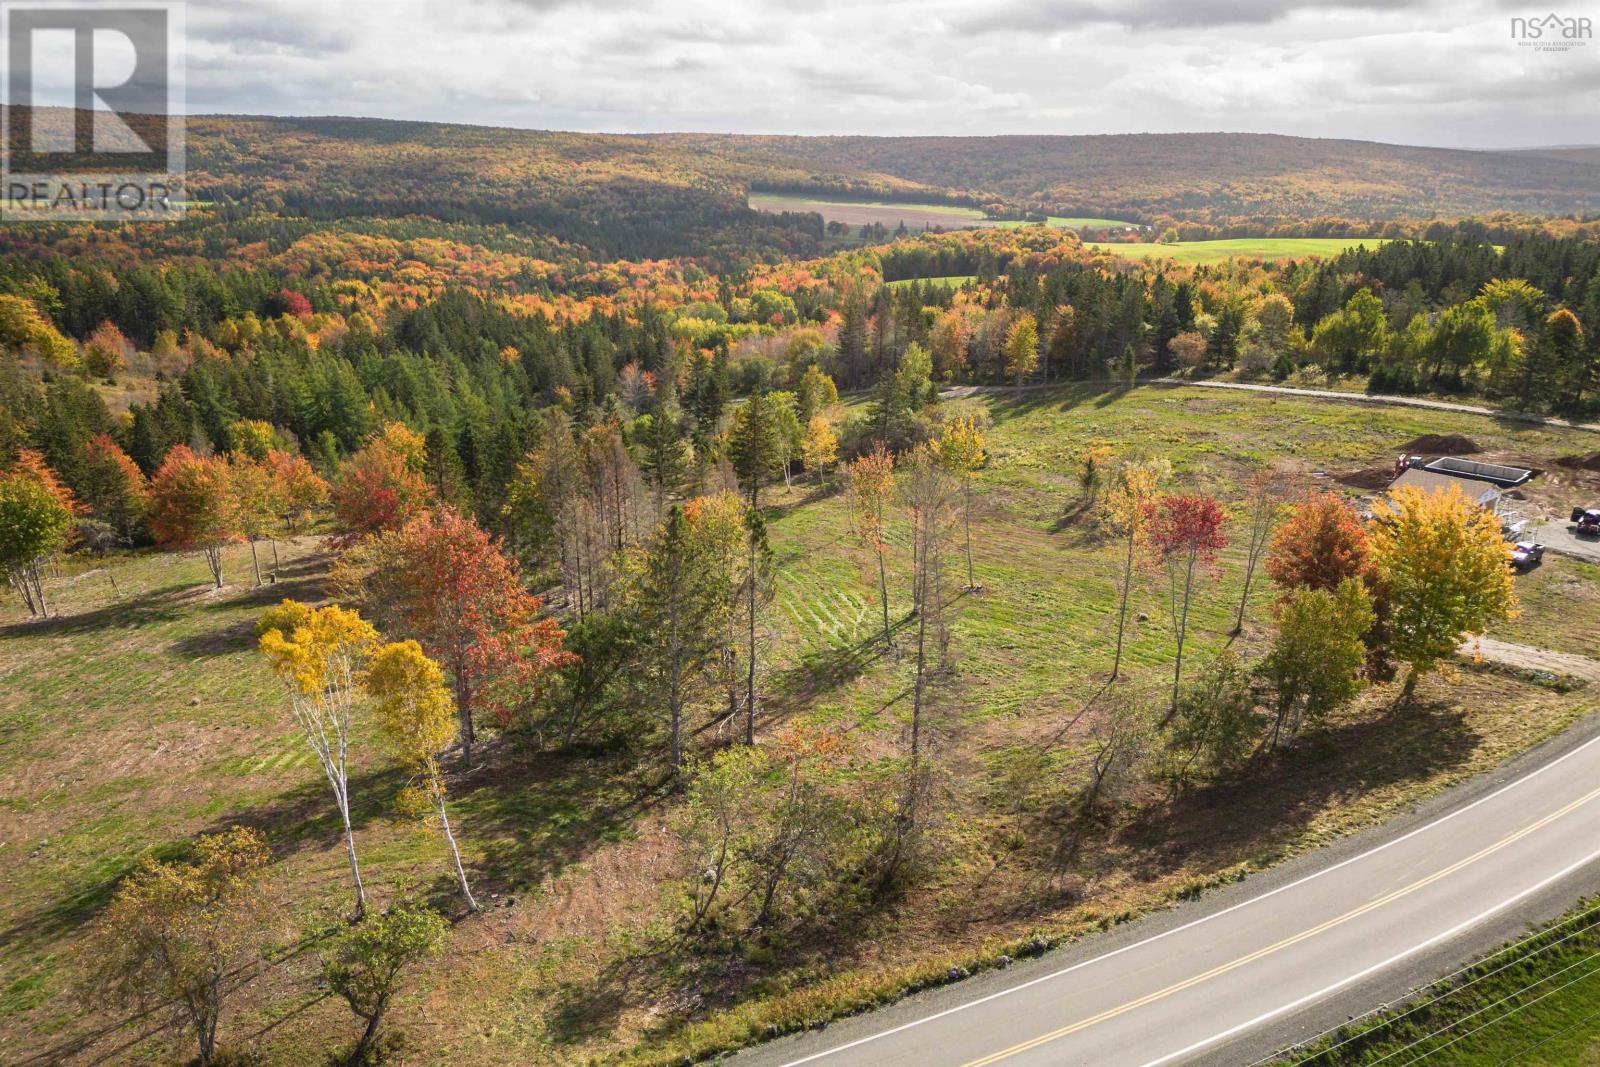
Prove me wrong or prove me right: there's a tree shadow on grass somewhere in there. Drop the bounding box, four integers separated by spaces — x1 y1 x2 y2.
1119 695 1481 885
167 615 260 658
544 942 670 1047
453 748 676 898
769 628 892 704
763 479 844 520
991 694 1481 926
983 382 1113 424
0 584 189 640
0 763 410 961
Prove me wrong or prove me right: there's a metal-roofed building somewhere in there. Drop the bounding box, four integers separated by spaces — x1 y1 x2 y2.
1388 467 1504 509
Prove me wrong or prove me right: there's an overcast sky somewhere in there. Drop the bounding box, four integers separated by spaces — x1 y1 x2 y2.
181 0 1600 148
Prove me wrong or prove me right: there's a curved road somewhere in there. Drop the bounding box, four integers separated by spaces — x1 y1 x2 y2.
735 717 1600 1067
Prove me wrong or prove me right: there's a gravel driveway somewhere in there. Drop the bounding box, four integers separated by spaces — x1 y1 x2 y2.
1532 519 1600 564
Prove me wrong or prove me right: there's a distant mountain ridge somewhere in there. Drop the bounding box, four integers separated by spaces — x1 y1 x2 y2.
155 114 1600 259
647 131 1600 222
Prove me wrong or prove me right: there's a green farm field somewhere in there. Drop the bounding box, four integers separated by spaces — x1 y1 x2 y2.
6 384 1600 1066
748 193 1136 232
884 274 976 290
1088 237 1392 264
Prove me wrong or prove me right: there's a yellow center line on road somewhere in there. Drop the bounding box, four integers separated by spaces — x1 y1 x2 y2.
961 781 1600 1067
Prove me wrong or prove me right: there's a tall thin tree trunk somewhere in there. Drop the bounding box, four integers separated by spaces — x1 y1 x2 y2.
338 788 366 920
29 561 47 616
668 573 684 771
911 569 928 761
249 539 262 586
1112 530 1135 681
435 779 477 910
963 477 974 590
745 538 758 745
877 550 891 645
1165 551 1198 726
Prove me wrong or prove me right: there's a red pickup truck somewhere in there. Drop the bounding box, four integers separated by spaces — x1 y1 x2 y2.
1572 507 1600 537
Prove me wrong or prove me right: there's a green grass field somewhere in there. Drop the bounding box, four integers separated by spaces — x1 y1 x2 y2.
885 274 976 290
1274 898 1600 1065
1087 237 1390 264
748 193 1136 232
5 384 1600 1065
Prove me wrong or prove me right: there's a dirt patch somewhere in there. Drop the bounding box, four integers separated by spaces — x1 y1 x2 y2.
1335 466 1395 492
1557 452 1600 472
1401 434 1480 454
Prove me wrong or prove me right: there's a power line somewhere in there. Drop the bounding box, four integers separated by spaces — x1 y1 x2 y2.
1488 998 1600 1067
1397 951 1600 1065
1263 900 1600 1066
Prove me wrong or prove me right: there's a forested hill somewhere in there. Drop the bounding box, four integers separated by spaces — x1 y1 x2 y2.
180 115 1600 261
651 131 1600 223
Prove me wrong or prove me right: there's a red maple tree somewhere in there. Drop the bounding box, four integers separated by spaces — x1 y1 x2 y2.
353 508 574 766
329 439 433 547
1142 492 1229 722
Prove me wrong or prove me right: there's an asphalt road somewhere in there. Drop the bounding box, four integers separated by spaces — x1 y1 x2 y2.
734 717 1600 1067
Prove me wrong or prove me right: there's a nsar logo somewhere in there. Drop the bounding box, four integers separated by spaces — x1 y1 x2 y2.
1510 12 1592 50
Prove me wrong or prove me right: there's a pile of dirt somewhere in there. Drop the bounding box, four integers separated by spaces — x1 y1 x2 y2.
1556 452 1600 472
1336 467 1395 491
1401 434 1480 455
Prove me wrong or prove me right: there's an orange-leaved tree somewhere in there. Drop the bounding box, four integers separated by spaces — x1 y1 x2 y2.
329 428 433 547
79 434 150 545
335 508 572 767
0 450 77 615
1266 490 1371 595
149 446 241 588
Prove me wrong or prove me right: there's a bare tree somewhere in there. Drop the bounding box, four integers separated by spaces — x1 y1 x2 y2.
1232 460 1304 634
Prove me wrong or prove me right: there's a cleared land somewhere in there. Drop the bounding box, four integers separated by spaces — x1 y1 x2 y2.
884 275 976 290
5 385 1600 1066
1087 237 1391 264
748 193 1135 232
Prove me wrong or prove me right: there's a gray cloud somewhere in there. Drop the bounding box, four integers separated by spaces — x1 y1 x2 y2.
958 0 1431 32
173 0 1600 148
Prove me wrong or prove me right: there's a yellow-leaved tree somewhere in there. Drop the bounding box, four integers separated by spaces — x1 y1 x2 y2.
1098 455 1170 681
934 414 986 590
90 827 271 1067
258 600 378 918
1003 311 1040 393
845 445 897 646
364 639 478 911
800 415 839 484
1369 485 1518 701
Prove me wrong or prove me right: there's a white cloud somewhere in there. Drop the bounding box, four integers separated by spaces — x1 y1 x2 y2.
179 0 1600 147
